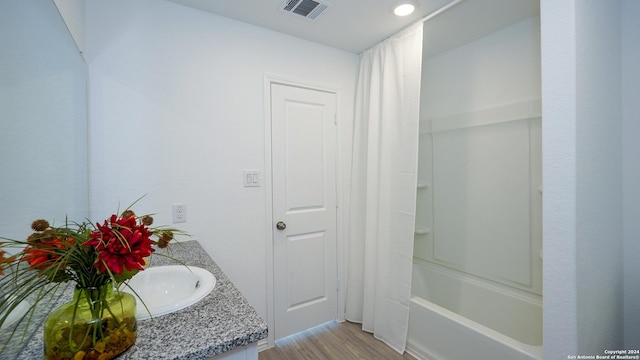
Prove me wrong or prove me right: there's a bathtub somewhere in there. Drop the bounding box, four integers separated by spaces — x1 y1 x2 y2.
407 261 542 360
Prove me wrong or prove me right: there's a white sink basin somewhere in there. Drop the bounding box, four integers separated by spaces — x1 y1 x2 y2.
122 265 216 320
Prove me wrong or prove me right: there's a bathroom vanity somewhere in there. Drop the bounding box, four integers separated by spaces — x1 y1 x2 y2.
10 241 268 360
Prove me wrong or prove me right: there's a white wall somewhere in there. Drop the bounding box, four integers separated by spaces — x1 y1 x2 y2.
0 0 88 243
575 0 623 353
84 0 358 323
541 0 578 354
622 0 640 349
542 0 627 356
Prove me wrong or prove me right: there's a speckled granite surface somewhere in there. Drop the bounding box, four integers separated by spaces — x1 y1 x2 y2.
8 240 268 360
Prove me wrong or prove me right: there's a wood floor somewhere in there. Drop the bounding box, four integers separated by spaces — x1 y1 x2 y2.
258 321 417 360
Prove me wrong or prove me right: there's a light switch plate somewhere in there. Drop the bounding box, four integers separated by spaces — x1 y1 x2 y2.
243 170 260 187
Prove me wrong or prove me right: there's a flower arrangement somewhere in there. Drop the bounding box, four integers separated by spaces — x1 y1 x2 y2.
0 202 187 359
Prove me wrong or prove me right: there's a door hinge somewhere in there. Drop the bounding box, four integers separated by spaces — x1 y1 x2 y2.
334 113 337 125
337 278 340 292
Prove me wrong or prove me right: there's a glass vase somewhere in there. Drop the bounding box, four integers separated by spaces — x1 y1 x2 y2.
43 283 137 360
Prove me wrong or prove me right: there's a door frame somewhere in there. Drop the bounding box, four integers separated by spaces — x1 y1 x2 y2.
263 75 345 349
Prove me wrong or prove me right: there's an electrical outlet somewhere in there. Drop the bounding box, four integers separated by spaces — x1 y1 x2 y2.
172 203 186 223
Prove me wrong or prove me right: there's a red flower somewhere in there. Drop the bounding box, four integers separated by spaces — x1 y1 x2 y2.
85 214 155 274
22 238 72 270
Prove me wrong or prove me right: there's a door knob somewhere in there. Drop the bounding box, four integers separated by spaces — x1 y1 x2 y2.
276 221 286 230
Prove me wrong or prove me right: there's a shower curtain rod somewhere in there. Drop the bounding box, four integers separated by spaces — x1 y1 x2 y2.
420 0 465 24
360 0 465 54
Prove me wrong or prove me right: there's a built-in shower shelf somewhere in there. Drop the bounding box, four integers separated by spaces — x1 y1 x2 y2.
414 227 431 235
417 182 430 189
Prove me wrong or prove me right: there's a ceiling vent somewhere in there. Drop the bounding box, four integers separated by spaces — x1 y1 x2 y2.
280 0 331 21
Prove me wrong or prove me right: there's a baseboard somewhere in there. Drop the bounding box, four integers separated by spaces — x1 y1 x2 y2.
257 339 270 352
405 344 436 360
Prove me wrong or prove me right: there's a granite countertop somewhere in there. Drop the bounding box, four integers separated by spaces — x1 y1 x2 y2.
9 240 268 360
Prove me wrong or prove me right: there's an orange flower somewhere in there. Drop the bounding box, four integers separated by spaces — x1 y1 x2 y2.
0 248 11 275
22 238 73 270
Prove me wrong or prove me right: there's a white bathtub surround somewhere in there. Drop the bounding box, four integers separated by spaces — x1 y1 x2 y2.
407 262 542 360
411 15 543 360
345 22 423 354
407 296 542 360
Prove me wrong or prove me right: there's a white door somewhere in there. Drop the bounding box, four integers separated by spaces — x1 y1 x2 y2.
271 83 338 340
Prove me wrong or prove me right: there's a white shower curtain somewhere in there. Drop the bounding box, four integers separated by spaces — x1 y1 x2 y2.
345 23 423 353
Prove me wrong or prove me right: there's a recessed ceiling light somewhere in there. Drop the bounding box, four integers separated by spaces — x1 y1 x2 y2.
393 1 416 16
